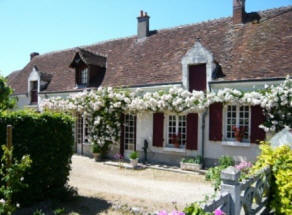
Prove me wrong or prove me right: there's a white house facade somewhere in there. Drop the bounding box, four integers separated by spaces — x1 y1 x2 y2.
7 1 292 166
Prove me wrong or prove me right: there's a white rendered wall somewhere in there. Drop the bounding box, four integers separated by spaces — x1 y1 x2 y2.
136 112 200 159
204 110 261 163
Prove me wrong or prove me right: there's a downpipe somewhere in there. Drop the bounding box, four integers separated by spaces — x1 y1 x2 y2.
201 110 207 169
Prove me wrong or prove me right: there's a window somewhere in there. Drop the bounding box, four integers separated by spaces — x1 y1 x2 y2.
167 115 187 148
76 115 89 144
124 114 136 150
225 105 250 141
76 115 83 144
81 68 88 85
30 81 38 104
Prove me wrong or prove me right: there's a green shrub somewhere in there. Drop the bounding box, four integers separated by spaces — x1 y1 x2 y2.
218 155 234 167
182 155 202 164
205 156 234 190
54 208 66 215
183 203 212 215
92 143 102 153
129 151 138 160
181 155 202 164
0 145 31 215
0 110 74 206
251 143 292 215
32 209 45 215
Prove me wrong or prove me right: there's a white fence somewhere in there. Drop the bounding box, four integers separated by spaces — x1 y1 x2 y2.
202 166 271 215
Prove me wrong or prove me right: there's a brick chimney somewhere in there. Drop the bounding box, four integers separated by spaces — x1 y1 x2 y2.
137 10 150 39
30 52 39 60
233 0 246 24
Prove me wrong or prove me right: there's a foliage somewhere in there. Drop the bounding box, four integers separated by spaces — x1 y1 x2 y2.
183 203 212 215
129 151 138 160
92 143 102 154
0 145 31 215
0 110 74 206
235 161 252 180
32 209 45 215
250 143 292 215
181 155 202 164
0 76 16 111
53 208 66 215
205 156 234 191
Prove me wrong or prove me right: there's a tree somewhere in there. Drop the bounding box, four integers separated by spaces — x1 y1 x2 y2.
0 76 15 111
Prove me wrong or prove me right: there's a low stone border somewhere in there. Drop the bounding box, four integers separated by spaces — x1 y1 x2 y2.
103 160 206 175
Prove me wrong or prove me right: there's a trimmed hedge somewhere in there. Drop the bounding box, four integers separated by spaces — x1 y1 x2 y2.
0 110 74 206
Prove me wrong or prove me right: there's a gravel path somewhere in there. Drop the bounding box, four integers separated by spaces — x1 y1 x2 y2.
69 155 213 212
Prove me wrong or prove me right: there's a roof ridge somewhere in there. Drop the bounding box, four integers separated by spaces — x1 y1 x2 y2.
22 5 292 60
257 5 292 14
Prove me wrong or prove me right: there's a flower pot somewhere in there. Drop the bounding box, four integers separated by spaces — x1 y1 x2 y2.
180 162 202 171
93 153 101 161
130 158 139 168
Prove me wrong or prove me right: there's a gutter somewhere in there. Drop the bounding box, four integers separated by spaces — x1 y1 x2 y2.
209 77 286 85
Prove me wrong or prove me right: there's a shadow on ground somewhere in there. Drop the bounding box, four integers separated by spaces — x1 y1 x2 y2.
15 195 112 215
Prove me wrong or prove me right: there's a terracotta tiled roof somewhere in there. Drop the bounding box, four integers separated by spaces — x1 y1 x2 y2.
7 6 292 94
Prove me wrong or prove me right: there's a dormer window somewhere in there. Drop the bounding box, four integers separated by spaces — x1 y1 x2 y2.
81 68 88 85
69 48 107 89
30 81 38 104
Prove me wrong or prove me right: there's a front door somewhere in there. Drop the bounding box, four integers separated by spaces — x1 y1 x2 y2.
122 114 137 159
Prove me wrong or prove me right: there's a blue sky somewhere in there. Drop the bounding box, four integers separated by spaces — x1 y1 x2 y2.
0 0 291 76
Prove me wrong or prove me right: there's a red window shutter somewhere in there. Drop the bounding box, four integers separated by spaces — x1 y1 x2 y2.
250 105 266 144
186 113 198 150
75 69 80 85
209 102 223 141
153 113 164 147
189 64 206 92
120 113 125 155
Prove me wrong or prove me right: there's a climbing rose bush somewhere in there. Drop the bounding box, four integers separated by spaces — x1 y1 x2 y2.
40 77 291 148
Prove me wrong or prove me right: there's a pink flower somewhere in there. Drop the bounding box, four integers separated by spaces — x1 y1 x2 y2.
114 153 123 160
214 209 225 215
235 161 252 171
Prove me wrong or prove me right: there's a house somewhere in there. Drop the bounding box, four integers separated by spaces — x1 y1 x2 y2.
7 1 292 166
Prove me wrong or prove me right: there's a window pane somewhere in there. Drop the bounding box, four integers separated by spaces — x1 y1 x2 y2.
124 114 136 150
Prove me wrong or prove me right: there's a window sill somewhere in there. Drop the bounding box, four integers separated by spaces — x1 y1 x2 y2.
163 147 186 153
222 141 250 147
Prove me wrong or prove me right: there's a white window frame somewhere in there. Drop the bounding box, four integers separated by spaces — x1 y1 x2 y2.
165 114 187 149
76 115 90 145
223 105 251 143
124 114 136 151
81 68 88 85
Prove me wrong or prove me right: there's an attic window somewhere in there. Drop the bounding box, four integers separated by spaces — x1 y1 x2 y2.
81 68 88 85
30 81 38 104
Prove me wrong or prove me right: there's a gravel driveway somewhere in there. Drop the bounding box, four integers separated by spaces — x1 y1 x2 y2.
69 155 213 213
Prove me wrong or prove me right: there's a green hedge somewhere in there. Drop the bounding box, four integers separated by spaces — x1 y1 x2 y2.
0 110 74 206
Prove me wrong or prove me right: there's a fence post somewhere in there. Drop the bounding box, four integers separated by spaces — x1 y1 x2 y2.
6 125 13 149
221 166 241 215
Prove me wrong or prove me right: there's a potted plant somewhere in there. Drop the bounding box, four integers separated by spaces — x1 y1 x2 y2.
92 143 102 161
232 126 246 142
180 155 202 171
129 151 139 168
